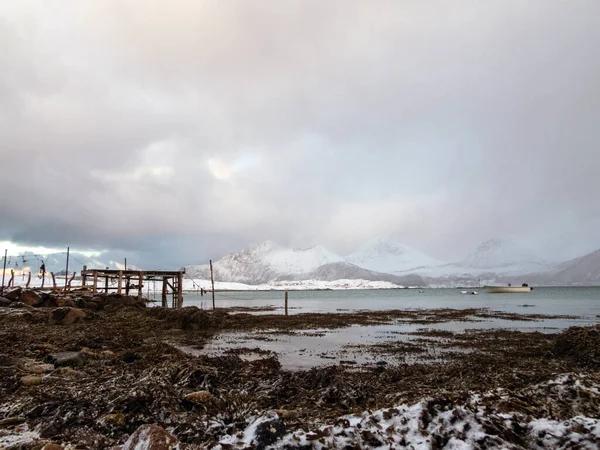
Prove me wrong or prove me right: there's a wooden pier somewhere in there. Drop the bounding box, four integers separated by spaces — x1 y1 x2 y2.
80 268 185 308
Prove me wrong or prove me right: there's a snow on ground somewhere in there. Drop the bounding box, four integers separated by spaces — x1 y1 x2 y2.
215 375 600 449
9 275 403 292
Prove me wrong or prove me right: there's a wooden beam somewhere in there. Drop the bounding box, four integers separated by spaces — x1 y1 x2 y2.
26 272 31 288
82 265 87 287
92 271 98 294
177 272 183 308
104 267 109 294
162 277 167 308
117 271 123 295
51 272 57 290
138 271 144 302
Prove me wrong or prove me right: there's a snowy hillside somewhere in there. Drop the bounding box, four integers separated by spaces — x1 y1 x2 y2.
460 238 553 274
346 237 444 273
185 241 342 284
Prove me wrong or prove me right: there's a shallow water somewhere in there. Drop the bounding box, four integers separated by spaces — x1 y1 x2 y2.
174 287 600 370
178 286 600 318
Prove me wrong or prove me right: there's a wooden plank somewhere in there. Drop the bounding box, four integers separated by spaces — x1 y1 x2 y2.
92 272 98 294
138 271 144 302
117 271 123 295
177 272 183 308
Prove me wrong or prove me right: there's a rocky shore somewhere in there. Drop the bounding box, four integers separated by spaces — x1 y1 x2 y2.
1 288 599 449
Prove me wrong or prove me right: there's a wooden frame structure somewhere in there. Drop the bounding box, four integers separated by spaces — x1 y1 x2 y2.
80 268 185 308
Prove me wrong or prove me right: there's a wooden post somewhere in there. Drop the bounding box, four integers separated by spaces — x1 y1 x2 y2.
8 270 14 287
177 272 183 308
93 271 98 294
210 260 215 310
82 265 87 287
162 277 168 308
41 266 46 289
285 291 288 316
125 277 130 296
64 247 70 291
138 271 144 301
26 271 31 288
68 271 76 290
117 271 123 295
51 272 57 290
104 267 109 294
1 249 6 296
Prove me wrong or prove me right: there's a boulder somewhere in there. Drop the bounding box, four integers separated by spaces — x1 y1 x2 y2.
8 301 33 309
184 390 214 404
20 290 42 306
42 444 63 450
21 375 43 386
55 296 76 308
253 418 286 450
49 307 86 325
47 351 86 367
22 361 55 374
3 286 22 301
0 296 11 307
122 424 178 450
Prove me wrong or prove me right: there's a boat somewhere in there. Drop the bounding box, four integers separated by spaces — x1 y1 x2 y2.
486 283 532 294
461 290 478 295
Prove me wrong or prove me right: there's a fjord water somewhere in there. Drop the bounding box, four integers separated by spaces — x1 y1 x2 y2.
180 286 600 318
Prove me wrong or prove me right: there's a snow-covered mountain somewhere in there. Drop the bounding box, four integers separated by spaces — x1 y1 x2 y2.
460 238 554 275
184 241 342 284
1 251 111 275
531 249 600 286
346 238 445 274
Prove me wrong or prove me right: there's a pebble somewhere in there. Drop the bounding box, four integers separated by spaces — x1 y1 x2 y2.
21 375 43 386
185 390 214 404
122 424 178 450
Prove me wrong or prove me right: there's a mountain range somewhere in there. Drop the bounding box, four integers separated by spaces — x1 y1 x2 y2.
184 237 600 287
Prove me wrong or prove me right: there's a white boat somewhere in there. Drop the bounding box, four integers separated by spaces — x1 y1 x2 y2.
486 285 532 294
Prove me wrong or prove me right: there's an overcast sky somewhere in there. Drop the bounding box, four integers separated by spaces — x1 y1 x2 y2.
1 0 599 268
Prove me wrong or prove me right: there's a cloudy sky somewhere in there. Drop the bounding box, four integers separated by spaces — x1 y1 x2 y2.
1 0 599 268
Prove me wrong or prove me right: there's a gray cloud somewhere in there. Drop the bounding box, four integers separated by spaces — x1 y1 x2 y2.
1 0 600 267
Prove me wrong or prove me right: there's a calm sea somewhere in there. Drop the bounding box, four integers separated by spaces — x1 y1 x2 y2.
175 286 600 318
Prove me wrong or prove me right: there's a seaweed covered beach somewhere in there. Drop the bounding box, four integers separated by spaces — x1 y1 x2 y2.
1 289 600 449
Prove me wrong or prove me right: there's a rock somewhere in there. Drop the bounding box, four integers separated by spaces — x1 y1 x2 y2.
122 424 178 450
9 301 33 309
47 352 86 367
55 296 76 308
100 413 126 427
184 390 214 404
100 350 115 358
42 444 63 450
49 307 86 325
253 418 286 450
20 290 42 306
21 375 43 386
3 286 22 301
23 361 55 374
275 409 298 420
0 296 11 307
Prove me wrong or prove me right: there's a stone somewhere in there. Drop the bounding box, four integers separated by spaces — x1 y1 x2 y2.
21 375 43 386
42 444 63 450
100 350 115 358
275 409 298 420
49 307 86 325
100 413 126 427
47 352 86 367
23 361 55 374
184 390 214 404
3 286 22 301
0 296 11 307
55 296 76 308
122 424 178 450
253 419 286 450
20 290 42 306
9 301 33 309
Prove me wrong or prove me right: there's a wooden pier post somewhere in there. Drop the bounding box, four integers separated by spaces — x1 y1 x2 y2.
104 267 109 294
177 272 183 308
210 260 215 310
285 291 288 316
117 271 123 295
82 265 87 287
41 267 45 289
68 272 76 291
162 277 168 308
92 271 98 294
26 271 31 288
51 272 57 290
125 277 130 296
138 271 144 302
